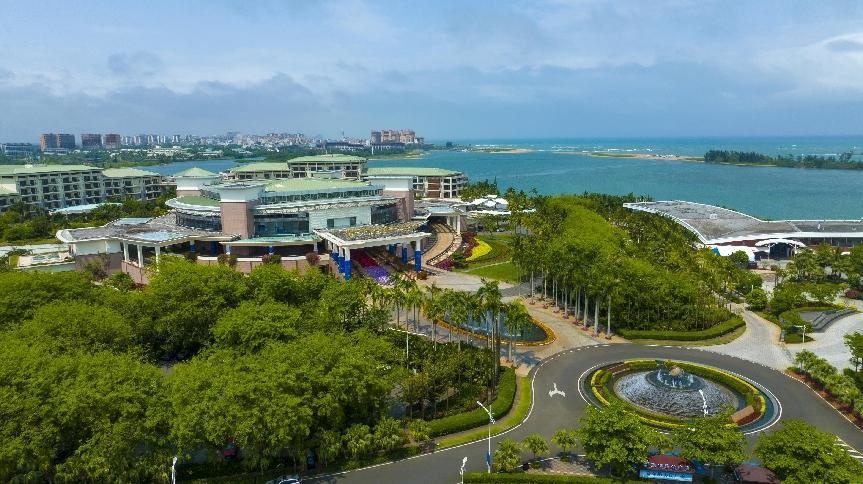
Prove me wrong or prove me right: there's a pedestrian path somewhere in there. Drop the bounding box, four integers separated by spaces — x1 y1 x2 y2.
700 310 792 371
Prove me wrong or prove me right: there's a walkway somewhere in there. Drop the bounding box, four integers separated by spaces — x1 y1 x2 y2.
787 309 863 371
701 310 792 371
423 223 458 266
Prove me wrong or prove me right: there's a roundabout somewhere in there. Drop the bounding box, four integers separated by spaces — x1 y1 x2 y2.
308 344 863 484
581 359 780 433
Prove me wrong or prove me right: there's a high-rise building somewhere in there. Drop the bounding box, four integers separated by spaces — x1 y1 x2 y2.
104 134 121 150
81 134 103 150
370 131 382 143
39 133 57 151
40 133 76 151
57 134 76 150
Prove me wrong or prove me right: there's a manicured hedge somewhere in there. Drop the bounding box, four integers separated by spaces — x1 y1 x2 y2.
428 367 516 437
465 473 637 483
617 316 744 341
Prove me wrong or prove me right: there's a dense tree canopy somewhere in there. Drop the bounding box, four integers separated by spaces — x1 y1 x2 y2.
511 194 752 332
755 420 863 483
0 258 500 482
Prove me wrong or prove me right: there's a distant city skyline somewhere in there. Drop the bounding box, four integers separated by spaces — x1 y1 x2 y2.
2 1 863 141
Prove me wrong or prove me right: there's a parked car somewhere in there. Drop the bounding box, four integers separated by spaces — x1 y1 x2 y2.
265 475 300 484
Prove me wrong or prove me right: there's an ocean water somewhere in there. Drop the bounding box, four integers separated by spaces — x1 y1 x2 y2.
144 137 863 220
370 136 863 220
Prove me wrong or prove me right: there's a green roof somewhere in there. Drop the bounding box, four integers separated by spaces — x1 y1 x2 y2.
230 162 290 173
288 154 366 163
172 196 221 207
102 167 160 178
173 167 218 177
366 166 461 177
0 164 101 175
264 178 374 193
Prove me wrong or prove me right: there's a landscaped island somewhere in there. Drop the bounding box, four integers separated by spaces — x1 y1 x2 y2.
704 149 862 169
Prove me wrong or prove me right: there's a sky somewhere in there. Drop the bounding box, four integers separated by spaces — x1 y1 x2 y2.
1 0 863 141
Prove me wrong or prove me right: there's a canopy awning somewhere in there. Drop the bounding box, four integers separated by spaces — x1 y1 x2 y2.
754 238 806 248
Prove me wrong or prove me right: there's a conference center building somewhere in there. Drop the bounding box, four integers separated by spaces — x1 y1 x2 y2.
57 167 432 284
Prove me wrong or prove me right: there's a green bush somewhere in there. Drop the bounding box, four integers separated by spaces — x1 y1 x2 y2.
428 367 516 437
618 316 744 341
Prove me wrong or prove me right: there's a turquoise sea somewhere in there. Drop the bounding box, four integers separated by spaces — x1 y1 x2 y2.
143 136 863 220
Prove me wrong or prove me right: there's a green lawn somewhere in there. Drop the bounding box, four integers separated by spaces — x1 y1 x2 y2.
464 261 520 283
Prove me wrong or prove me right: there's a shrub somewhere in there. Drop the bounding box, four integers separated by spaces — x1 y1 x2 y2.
618 316 744 341
427 367 516 437
261 254 281 265
184 252 198 262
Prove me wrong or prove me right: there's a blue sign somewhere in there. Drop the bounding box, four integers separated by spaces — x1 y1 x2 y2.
639 469 693 482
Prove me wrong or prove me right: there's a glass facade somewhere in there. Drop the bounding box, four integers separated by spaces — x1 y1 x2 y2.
176 212 222 231
254 212 310 236
371 203 399 224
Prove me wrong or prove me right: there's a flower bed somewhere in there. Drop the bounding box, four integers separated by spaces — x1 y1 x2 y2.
465 238 492 261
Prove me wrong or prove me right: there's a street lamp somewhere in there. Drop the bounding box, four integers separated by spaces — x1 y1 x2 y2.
476 400 496 473
793 324 808 343
460 456 468 484
171 456 178 484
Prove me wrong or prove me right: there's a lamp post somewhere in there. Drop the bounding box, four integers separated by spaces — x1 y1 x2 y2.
171 456 178 484
477 400 496 473
460 456 468 484
793 324 808 343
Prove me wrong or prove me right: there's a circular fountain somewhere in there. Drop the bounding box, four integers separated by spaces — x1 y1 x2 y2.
614 362 737 418
585 359 778 431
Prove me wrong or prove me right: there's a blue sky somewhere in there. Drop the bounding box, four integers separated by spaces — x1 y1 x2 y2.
1 0 862 141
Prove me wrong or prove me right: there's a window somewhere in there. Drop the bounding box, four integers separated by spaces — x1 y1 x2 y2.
326 216 356 229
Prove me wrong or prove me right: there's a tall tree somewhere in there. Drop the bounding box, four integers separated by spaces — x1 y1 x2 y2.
672 410 746 475
577 402 657 477
755 420 863 483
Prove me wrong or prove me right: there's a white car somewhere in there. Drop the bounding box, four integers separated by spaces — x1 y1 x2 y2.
265 475 300 484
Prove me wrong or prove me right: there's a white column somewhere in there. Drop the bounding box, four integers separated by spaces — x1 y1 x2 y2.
137 245 144 267
155 245 161 263
313 241 318 252
122 242 129 261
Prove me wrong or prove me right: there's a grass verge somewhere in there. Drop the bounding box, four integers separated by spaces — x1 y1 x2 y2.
437 375 532 449
463 261 519 283
465 472 643 482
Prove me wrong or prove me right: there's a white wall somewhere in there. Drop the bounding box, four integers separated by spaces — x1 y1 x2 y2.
309 206 371 230
71 239 122 256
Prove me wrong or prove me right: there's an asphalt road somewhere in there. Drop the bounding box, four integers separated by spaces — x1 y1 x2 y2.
308 344 863 484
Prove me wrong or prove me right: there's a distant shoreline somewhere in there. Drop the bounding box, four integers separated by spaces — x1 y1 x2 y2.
584 151 704 162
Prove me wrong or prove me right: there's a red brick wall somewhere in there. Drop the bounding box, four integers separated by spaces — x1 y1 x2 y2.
382 189 414 222
220 201 256 238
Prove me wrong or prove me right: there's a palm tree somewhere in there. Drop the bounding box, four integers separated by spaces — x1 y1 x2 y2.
504 300 532 364
404 279 423 333
477 279 503 385
423 283 444 349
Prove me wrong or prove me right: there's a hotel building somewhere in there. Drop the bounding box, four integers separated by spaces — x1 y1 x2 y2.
229 154 367 180
365 167 467 199
0 164 165 212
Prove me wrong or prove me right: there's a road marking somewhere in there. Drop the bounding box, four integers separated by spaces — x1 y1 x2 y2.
548 382 566 398
837 438 863 460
